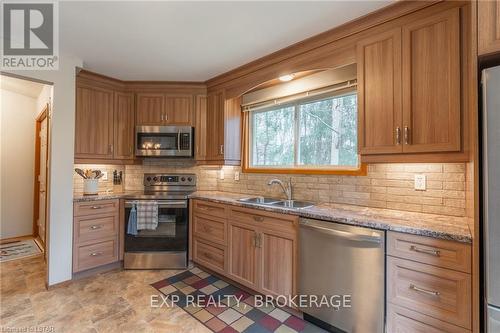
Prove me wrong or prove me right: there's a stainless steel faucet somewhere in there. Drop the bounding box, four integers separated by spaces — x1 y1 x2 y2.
267 178 293 201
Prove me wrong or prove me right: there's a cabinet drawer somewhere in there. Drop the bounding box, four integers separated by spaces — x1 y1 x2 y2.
192 200 227 219
74 199 119 217
193 214 226 246
387 232 471 273
74 239 118 272
74 214 119 244
387 304 471 333
193 238 225 273
229 207 297 234
387 257 471 329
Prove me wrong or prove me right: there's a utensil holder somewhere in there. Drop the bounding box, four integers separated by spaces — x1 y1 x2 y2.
83 179 99 195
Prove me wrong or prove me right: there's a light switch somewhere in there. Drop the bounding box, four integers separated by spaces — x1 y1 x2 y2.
414 174 426 191
234 171 240 181
219 169 225 180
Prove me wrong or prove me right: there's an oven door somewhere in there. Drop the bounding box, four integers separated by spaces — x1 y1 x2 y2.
124 200 188 252
135 126 192 157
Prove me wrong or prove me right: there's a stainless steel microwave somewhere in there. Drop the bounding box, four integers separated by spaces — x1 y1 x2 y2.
135 126 193 157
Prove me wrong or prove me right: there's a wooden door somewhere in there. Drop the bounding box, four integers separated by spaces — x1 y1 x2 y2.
479 0 500 56
75 85 114 158
357 27 403 155
195 95 207 160
136 93 164 126
402 8 461 153
165 95 193 125
206 91 225 161
113 92 135 159
259 229 295 298
228 222 258 289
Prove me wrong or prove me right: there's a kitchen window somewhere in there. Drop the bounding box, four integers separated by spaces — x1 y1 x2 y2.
243 87 364 175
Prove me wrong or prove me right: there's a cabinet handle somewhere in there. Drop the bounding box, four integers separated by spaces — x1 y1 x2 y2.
220 145 224 155
91 206 102 210
409 284 440 297
257 233 262 248
410 245 440 257
202 225 211 232
89 225 102 230
253 216 264 222
161 113 164 121
404 126 410 145
396 127 401 145
89 252 102 257
199 206 213 211
108 144 114 154
253 232 258 247
204 252 213 260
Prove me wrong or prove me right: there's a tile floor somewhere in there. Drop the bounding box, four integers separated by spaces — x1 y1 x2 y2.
0 255 212 332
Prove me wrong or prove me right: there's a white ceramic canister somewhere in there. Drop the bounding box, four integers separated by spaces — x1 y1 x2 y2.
83 179 99 195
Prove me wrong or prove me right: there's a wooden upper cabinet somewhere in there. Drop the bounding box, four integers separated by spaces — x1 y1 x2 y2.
479 0 500 56
195 95 207 160
113 92 135 159
401 8 461 153
357 28 402 155
204 90 241 165
75 85 114 159
165 94 193 125
136 93 164 126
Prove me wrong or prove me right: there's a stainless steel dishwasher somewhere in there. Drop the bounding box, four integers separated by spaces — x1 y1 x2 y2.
299 218 385 333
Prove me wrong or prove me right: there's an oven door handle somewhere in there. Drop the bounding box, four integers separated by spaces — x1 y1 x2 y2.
125 201 187 208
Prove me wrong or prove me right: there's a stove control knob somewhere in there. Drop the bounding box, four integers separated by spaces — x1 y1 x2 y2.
153 177 158 182
146 176 152 182
188 177 193 182
181 177 186 182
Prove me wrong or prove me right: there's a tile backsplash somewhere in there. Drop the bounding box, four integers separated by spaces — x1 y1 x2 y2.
73 164 125 194
74 161 467 217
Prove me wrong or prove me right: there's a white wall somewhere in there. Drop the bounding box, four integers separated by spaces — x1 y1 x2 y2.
6 55 83 285
0 89 37 238
36 85 53 117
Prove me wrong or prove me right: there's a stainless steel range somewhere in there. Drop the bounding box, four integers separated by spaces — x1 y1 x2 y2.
123 173 196 269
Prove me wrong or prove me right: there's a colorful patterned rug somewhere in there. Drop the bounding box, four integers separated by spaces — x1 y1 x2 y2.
0 239 42 262
151 267 326 333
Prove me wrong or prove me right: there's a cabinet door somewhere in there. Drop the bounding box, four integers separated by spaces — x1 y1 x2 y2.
165 95 193 125
195 95 207 160
402 8 461 153
228 222 258 289
136 93 164 125
259 230 295 298
479 0 500 56
75 85 114 158
357 27 402 154
113 92 135 159
206 91 225 161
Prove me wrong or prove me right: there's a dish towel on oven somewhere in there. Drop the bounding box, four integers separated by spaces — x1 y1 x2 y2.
127 204 138 236
136 201 159 230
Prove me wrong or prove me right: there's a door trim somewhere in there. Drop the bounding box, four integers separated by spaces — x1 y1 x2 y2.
33 104 49 251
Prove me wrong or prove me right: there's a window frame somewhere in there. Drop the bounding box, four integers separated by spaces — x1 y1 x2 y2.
242 88 367 175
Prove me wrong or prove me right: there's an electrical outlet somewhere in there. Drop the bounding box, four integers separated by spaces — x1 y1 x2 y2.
414 174 426 191
101 171 108 181
219 169 225 180
234 171 240 181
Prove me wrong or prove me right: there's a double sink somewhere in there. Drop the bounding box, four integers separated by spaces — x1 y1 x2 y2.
237 197 314 209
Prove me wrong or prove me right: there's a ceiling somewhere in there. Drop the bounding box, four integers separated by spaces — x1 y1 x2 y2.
0 75 46 98
60 1 393 81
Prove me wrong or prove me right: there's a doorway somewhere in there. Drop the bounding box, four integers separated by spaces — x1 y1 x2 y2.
33 104 50 254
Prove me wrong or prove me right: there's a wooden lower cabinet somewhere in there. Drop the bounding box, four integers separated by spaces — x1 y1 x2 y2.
190 199 297 297
228 222 259 289
73 199 120 273
386 232 472 332
260 230 295 297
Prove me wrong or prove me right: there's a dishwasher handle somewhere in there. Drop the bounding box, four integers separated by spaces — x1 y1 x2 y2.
300 222 382 244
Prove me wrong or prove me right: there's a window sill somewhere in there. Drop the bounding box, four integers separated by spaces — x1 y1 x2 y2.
241 164 367 176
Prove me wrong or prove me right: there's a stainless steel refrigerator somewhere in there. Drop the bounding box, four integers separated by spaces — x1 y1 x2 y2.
483 65 500 332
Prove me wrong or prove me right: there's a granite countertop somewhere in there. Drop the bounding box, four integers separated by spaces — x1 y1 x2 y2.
189 191 472 244
73 191 140 202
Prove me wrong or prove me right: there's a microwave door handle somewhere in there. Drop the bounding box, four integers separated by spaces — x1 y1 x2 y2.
177 130 181 151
